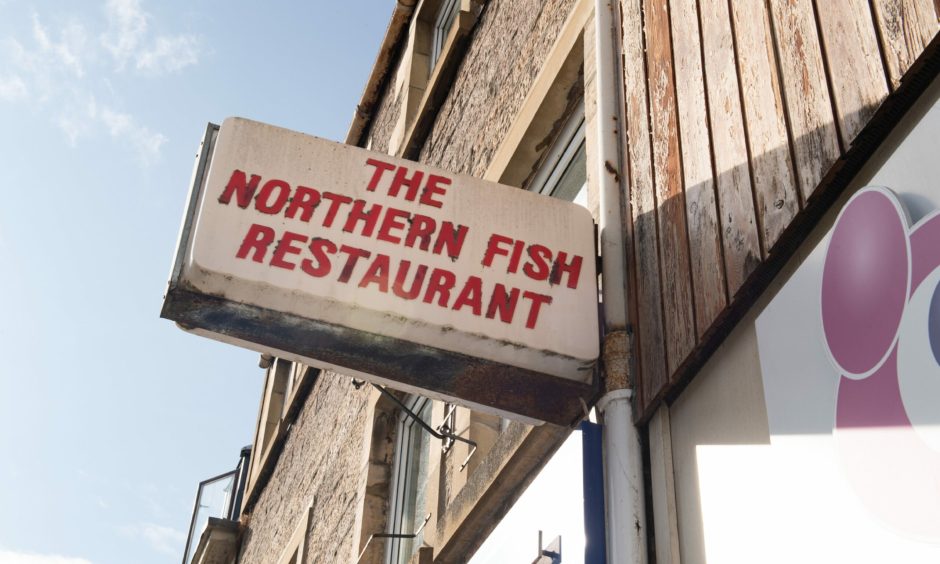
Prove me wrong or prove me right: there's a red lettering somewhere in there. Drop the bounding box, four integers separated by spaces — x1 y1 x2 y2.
521 291 552 329
405 214 436 251
486 284 520 324
285 186 321 222
270 231 307 270
522 244 552 281
236 223 275 263
255 179 291 214
550 252 583 289
337 245 371 283
392 261 427 300
508 240 525 273
433 222 468 260
389 166 423 201
377 207 410 245
365 158 396 192
452 276 483 316
420 174 449 208
423 268 456 307
343 199 383 237
219 169 260 208
321 192 353 227
301 238 337 277
358 254 391 293
482 234 513 268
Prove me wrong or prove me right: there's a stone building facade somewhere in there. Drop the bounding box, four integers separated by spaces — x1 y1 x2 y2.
181 0 940 563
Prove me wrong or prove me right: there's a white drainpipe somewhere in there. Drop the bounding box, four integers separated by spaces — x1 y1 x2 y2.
593 0 648 562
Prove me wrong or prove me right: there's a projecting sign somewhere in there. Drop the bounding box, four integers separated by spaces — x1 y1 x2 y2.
162 118 599 425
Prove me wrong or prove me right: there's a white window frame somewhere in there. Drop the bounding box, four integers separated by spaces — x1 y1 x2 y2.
384 395 433 564
528 101 587 204
431 0 461 70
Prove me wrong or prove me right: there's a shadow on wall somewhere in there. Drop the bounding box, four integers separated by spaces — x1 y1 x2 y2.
629 102 892 415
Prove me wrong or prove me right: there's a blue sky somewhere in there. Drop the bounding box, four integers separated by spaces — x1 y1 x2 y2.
0 1 388 562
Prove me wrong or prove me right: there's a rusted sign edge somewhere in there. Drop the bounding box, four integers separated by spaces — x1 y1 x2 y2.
162 286 600 426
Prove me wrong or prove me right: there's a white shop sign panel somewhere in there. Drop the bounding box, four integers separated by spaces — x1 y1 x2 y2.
752 79 940 561
162 118 599 425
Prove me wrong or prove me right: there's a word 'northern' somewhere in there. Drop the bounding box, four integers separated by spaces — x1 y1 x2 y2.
219 169 468 260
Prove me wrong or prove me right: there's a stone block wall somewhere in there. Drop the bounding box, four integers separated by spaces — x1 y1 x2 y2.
238 373 372 563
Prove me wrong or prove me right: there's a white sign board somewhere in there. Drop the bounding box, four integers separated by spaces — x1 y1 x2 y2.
163 118 599 424
751 79 940 561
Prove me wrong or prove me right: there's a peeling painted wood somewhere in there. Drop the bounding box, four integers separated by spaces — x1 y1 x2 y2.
768 0 841 202
730 0 800 253
644 0 696 376
621 0 668 404
816 0 891 146
670 0 727 337
871 0 939 89
699 0 762 294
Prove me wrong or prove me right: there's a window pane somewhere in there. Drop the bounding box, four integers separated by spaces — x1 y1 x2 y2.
550 139 586 202
185 472 236 564
387 397 432 564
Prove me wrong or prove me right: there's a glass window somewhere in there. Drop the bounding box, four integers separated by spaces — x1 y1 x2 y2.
528 101 587 206
182 470 236 564
385 395 432 564
431 0 460 70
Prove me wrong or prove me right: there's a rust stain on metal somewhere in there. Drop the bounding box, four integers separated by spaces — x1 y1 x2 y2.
604 160 621 183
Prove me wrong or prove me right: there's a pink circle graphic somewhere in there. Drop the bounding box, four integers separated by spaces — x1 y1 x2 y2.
821 189 910 377
822 187 940 542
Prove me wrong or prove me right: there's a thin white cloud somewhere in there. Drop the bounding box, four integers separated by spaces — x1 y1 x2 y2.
100 0 199 75
120 523 186 556
100 0 148 69
0 549 93 564
55 114 85 146
99 105 167 164
30 14 89 78
0 1 191 163
0 74 27 100
135 34 199 74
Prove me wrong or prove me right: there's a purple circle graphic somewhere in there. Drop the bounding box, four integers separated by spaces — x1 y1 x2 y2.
822 190 910 375
931 282 940 366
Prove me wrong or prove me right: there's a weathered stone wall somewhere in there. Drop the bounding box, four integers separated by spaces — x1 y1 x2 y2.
365 63 403 154
238 372 372 563
419 0 577 175
365 0 577 171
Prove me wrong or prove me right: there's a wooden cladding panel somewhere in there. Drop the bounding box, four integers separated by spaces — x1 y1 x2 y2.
621 0 669 405
768 0 841 202
670 0 727 337
643 0 696 375
618 0 937 419
730 0 800 252
699 0 762 294
816 0 891 146
871 0 939 89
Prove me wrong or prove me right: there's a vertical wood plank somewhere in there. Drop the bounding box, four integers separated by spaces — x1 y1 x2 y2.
699 0 762 295
730 0 801 253
644 0 696 375
621 0 669 405
670 0 728 337
816 1 890 146
768 0 841 202
871 0 939 89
